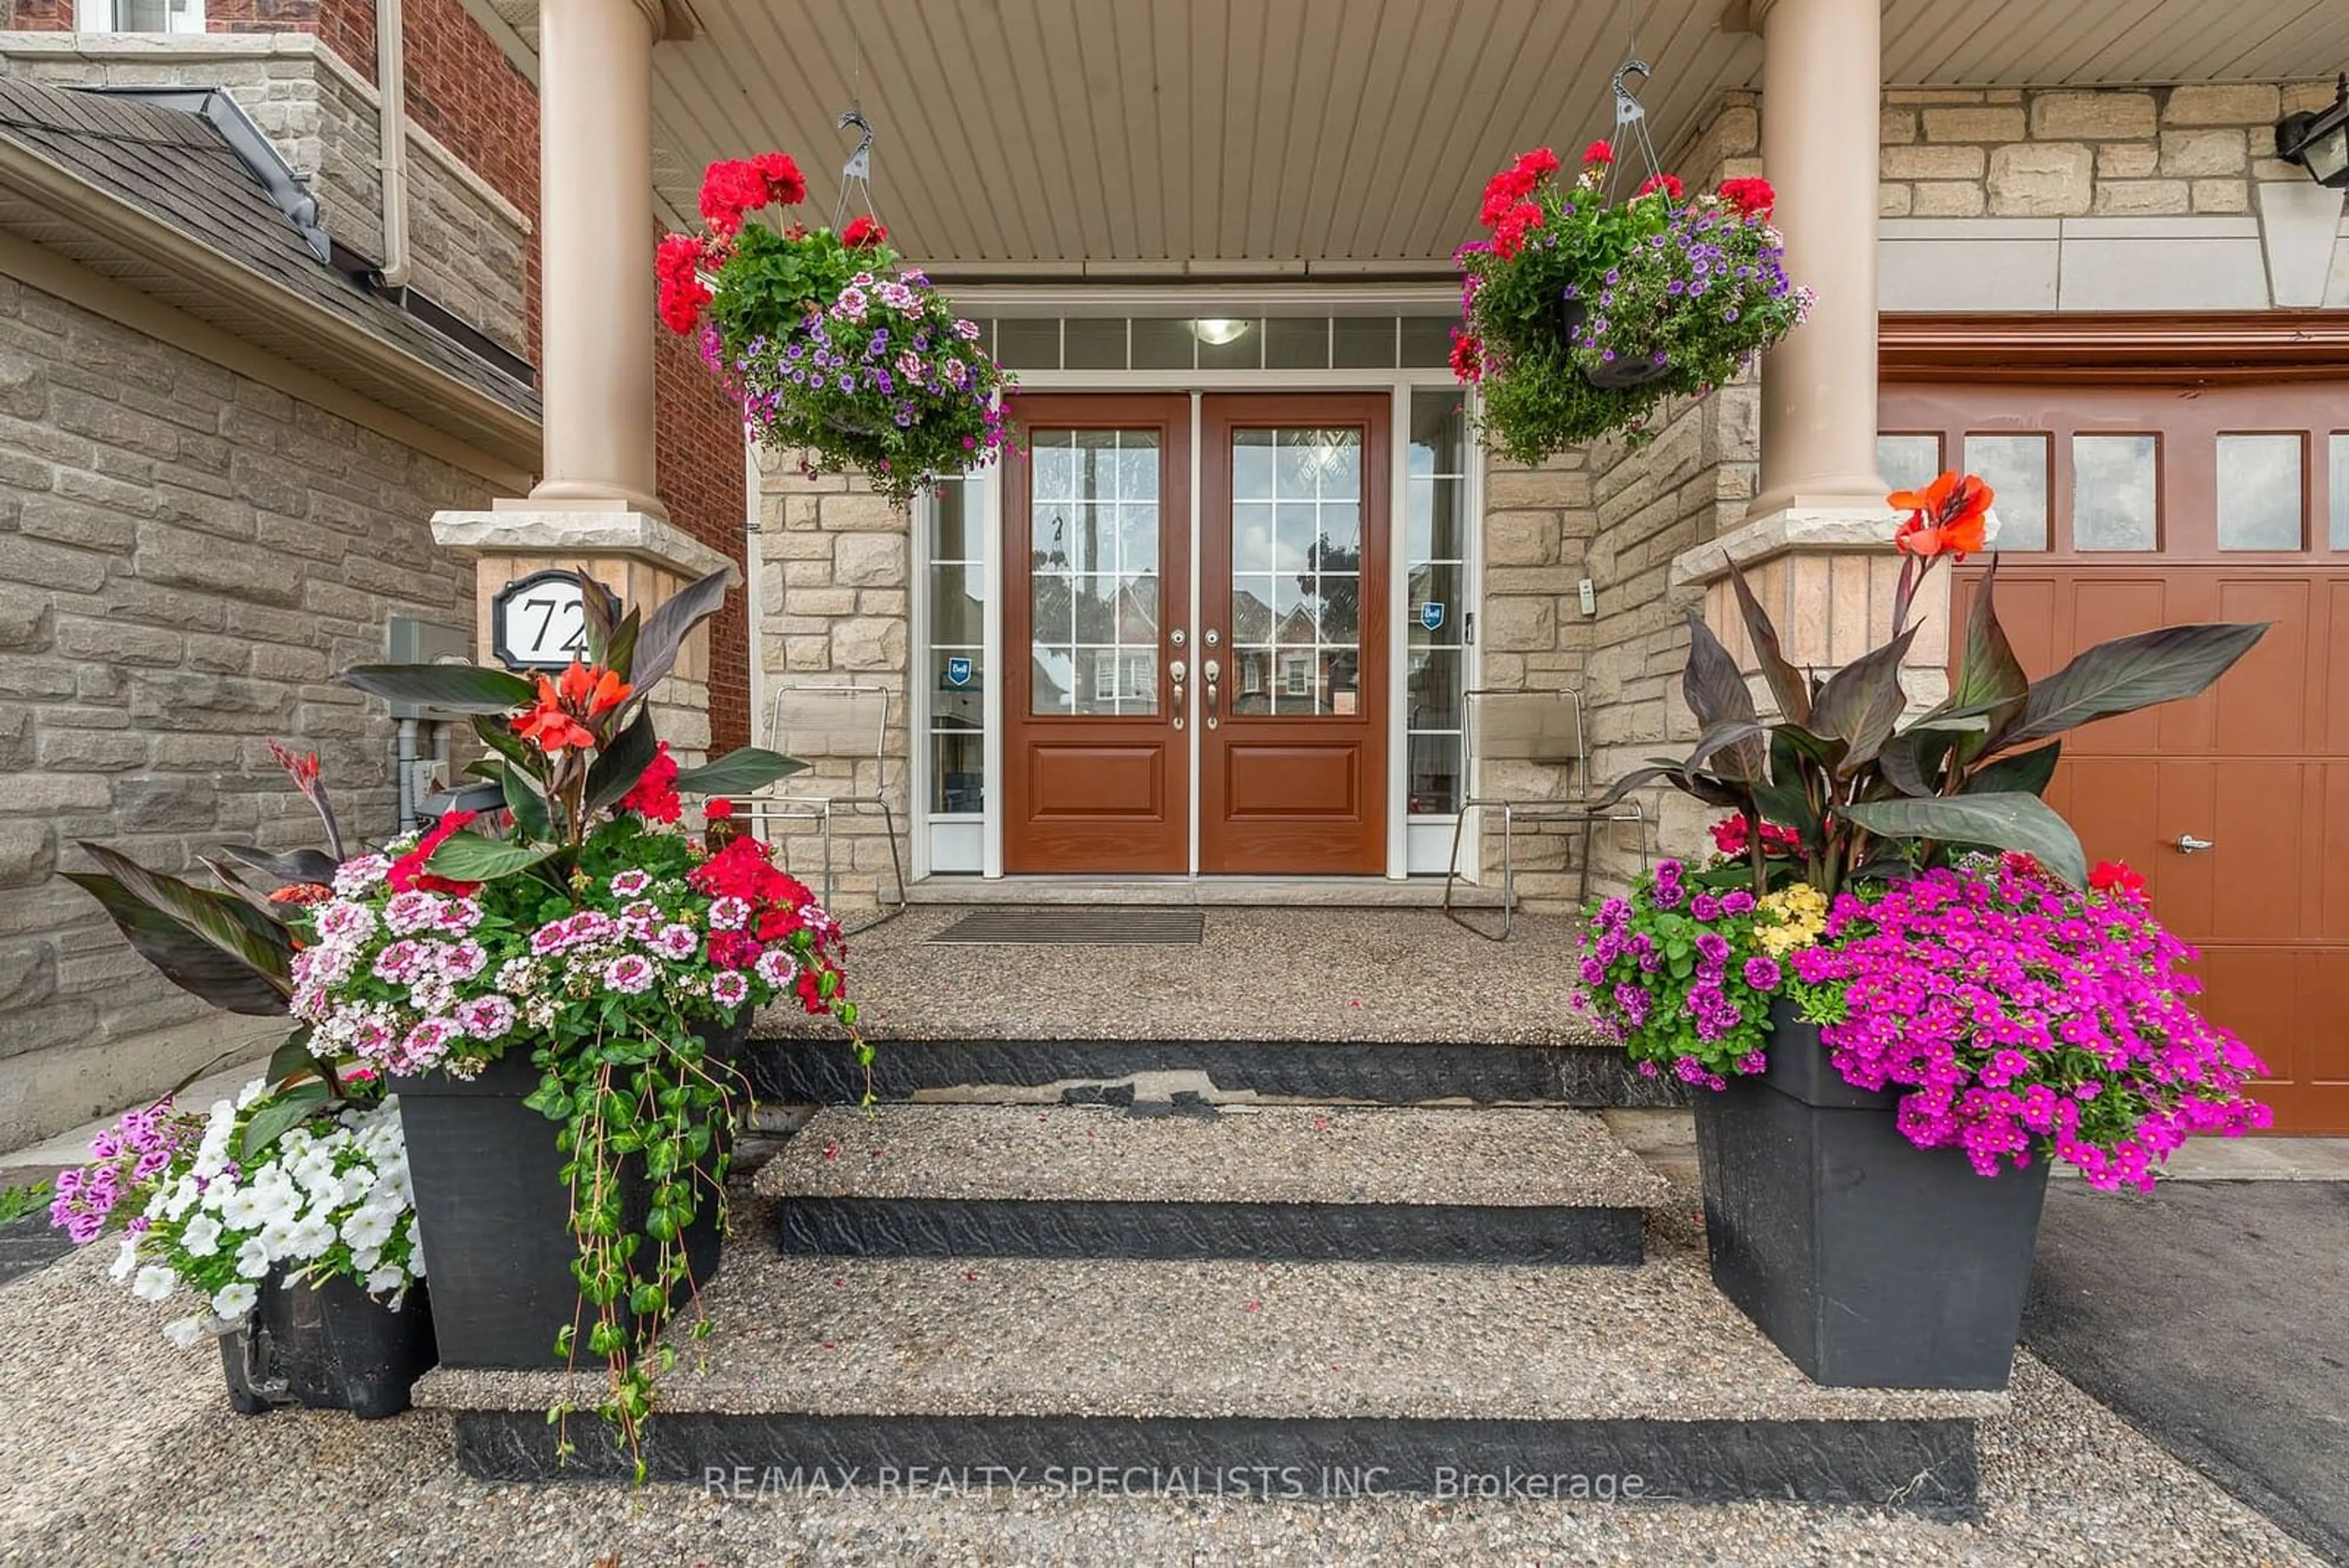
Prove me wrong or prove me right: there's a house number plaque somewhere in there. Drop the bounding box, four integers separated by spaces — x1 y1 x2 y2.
490 569 589 671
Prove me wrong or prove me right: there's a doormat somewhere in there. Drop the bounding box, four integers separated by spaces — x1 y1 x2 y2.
928 908 1206 945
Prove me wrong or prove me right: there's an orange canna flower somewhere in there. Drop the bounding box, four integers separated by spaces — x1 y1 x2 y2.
1890 470 1994 560
514 695 596 754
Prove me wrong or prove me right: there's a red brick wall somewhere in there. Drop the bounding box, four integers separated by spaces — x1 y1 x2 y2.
655 323 751 754
316 0 540 362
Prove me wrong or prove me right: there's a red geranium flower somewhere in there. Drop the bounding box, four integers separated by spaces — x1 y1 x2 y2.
2089 860 2148 899
1490 201 1544 259
705 797 736 820
619 740 682 824
698 158 770 237
1581 139 1614 166
841 215 889 249
1636 172 1685 201
752 150 807 207
387 808 481 896
1718 176 1776 218
1709 814 1803 860
1891 470 1995 560
655 233 711 335
1449 329 1483 384
1515 146 1560 180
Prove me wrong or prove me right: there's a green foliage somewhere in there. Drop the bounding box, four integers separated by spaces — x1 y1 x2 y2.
672 747 808 796
0 1181 51 1225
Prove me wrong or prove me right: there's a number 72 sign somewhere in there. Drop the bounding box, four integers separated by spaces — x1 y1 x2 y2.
490 569 590 671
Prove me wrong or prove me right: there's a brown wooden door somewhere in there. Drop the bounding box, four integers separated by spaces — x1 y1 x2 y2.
1198 395 1390 874
1003 395 1191 874
1881 380 2349 1133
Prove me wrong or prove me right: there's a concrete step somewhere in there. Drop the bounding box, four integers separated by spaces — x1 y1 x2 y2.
744 1035 1681 1110
760 1104 1667 1265
417 1203 2000 1512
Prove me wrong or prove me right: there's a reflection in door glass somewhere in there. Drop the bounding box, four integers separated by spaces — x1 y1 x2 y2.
1876 434 1942 496
2071 435 2159 551
2216 434 2304 551
1408 390 1468 814
1230 427 1362 717
1028 429 1160 716
1962 433 2049 551
2335 436 2349 549
926 475 985 815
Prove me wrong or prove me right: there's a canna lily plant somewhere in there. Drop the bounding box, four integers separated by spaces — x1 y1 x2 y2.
1594 471 2267 896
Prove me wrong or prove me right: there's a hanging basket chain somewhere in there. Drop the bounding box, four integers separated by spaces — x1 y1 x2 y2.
1601 59 1671 207
832 105 881 232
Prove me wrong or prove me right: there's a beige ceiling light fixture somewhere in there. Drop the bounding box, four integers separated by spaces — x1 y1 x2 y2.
1190 318 1252 345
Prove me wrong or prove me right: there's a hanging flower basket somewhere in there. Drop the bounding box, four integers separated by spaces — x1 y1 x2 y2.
658 155 1014 507
1450 141 1813 461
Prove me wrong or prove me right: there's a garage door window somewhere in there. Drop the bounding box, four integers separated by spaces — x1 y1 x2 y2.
1963 434 2049 552
2216 434 2304 552
2071 434 2159 552
2331 435 2349 549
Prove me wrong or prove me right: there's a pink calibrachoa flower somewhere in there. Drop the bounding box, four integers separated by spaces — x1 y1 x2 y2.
1787 859 2271 1189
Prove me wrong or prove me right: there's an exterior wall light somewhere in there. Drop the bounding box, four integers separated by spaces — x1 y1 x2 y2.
1191 318 1252 346
2276 74 2349 188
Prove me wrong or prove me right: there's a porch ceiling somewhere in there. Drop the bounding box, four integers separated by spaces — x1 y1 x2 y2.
479 0 2349 274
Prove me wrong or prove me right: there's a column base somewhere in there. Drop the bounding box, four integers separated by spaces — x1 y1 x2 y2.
433 507 741 764
1671 507 1949 714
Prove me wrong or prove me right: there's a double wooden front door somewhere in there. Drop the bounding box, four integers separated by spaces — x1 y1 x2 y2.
1003 393 1392 875
1883 381 2349 1133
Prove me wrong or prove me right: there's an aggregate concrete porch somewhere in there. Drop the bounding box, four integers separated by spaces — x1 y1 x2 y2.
746 907 1677 1108
418 1191 2000 1510
763 1104 1668 1265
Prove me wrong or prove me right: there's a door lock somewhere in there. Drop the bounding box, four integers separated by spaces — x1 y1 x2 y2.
1203 628 1222 648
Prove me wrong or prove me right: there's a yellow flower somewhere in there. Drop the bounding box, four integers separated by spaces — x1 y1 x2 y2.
1755 882 1828 957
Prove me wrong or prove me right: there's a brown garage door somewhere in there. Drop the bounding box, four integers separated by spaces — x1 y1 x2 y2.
1880 381 2349 1134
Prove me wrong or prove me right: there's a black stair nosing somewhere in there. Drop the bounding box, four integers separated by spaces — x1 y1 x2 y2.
745 1036 1688 1109
451 1408 1981 1516
776 1197 1648 1266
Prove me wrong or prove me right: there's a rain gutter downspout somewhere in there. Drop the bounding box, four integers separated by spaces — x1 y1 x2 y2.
376 0 412 289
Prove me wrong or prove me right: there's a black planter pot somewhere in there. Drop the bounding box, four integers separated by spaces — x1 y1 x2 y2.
219 1269 436 1419
391 1024 743 1370
1583 351 1673 390
1693 998 2050 1391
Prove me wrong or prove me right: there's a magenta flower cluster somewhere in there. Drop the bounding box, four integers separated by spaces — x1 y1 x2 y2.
1575 859 1774 1087
48 1100 190 1244
1787 861 2273 1189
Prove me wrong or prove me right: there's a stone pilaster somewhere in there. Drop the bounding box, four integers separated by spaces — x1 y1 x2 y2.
432 509 739 764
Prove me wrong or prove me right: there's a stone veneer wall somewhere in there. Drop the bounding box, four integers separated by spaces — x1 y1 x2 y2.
0 31 532 355
750 448 911 908
1873 80 2342 220
0 277 491 1145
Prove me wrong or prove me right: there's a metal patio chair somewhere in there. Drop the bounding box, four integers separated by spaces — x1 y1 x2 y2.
734 680 908 932
1442 686 1649 940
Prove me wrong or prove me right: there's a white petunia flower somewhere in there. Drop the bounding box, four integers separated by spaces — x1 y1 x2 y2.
210 1281 258 1320
131 1264 177 1302
180 1213 224 1258
236 1077 270 1110
109 1238 139 1282
162 1317 209 1349
341 1205 397 1252
284 1215 336 1260
234 1238 271 1279
364 1266 407 1296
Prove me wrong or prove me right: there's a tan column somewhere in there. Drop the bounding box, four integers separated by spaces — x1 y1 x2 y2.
1750 0 1885 518
527 0 665 516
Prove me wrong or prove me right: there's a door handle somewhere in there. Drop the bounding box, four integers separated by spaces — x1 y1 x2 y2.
1168 658 1186 731
1203 658 1220 729
2172 833 2214 855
